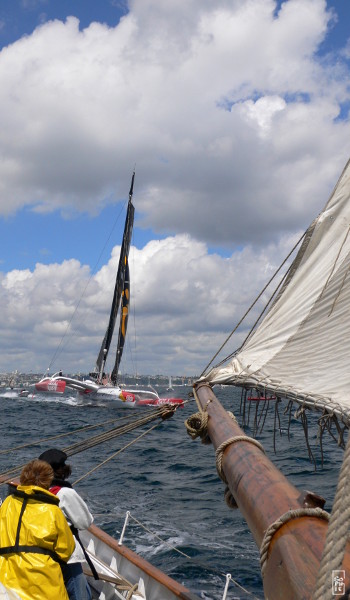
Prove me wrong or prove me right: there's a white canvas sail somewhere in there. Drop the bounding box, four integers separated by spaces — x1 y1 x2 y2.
204 159 350 425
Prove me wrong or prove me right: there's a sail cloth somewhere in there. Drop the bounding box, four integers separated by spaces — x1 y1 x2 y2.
203 159 350 425
111 259 130 383
96 172 135 382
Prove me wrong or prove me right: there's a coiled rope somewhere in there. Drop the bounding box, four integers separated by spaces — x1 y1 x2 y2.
185 388 262 509
184 388 211 443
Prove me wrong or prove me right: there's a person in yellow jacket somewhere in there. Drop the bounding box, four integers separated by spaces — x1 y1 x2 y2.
0 459 75 600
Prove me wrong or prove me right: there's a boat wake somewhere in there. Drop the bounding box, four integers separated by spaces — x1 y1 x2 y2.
0 389 35 400
4 391 84 407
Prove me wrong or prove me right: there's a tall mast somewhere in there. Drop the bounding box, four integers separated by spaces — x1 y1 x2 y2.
95 171 135 381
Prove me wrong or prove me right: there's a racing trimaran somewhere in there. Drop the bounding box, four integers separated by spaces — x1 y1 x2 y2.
36 173 183 409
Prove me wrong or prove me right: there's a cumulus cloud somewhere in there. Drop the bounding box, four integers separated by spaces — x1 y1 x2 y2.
0 233 300 375
0 0 349 246
0 0 350 376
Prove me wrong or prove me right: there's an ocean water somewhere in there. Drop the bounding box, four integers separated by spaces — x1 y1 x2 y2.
0 385 345 600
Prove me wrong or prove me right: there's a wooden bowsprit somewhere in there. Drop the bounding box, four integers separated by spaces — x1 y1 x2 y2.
192 382 350 600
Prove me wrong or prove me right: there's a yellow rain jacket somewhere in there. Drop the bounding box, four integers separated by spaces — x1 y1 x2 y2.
0 484 75 600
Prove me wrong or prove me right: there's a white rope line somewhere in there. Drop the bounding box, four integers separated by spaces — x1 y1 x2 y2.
215 436 265 484
260 507 330 577
127 513 260 599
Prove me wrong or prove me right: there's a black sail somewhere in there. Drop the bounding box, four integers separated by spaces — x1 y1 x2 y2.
111 259 130 384
95 172 135 380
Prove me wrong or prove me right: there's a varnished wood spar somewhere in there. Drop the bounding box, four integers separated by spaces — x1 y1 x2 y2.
194 382 350 600
87 524 198 600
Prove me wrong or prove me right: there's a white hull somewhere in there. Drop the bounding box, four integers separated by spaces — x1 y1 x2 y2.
43 376 184 408
81 524 197 599
81 386 137 407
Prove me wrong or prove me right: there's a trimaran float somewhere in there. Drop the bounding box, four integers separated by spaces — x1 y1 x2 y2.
35 173 183 409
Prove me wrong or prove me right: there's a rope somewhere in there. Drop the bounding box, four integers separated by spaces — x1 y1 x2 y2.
64 407 173 455
73 421 162 484
126 584 139 600
199 231 306 377
48 202 127 371
186 390 259 510
312 432 350 600
0 406 178 487
127 513 260 599
0 414 136 455
215 436 265 484
83 542 141 598
260 507 330 577
184 386 212 443
83 567 136 592
184 411 209 441
224 485 238 509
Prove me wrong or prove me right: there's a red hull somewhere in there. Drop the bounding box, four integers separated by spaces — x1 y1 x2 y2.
247 396 277 402
135 397 184 407
35 379 66 394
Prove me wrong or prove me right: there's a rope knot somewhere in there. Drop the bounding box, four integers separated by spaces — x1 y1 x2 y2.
184 412 211 444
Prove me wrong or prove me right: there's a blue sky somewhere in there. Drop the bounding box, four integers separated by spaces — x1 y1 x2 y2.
0 1 127 46
0 0 347 273
0 1 151 272
2 196 161 272
0 0 350 376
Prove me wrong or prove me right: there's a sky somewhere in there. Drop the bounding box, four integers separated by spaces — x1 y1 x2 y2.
0 0 350 378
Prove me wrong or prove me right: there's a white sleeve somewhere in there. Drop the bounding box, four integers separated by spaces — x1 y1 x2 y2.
56 487 93 530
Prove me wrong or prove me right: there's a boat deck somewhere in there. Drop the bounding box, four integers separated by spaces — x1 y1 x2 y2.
81 525 199 600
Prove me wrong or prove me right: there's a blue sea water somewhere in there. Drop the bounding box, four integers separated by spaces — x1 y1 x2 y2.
0 385 345 599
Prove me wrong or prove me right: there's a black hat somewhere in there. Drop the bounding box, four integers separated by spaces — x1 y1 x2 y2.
39 448 67 469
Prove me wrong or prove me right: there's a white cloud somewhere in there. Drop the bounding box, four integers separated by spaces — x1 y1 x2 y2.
0 233 299 375
0 0 350 375
238 96 287 136
0 0 348 244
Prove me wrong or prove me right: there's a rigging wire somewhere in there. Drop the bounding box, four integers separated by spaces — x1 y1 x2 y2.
216 253 294 367
126 512 260 599
46 200 128 373
73 421 162 485
199 230 306 378
64 406 173 455
130 228 138 378
0 404 184 486
0 413 138 456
